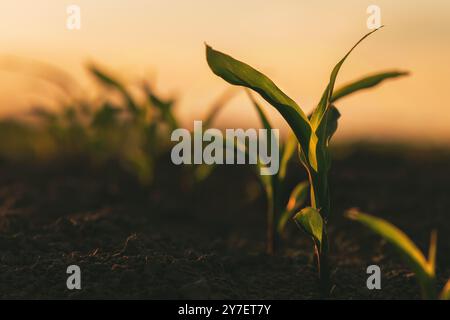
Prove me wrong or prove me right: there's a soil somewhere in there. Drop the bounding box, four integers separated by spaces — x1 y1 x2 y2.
0 143 449 299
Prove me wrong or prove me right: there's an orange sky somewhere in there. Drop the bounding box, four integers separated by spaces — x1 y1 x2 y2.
1 0 450 143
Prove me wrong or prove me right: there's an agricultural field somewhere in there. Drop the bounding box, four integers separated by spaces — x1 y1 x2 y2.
1 1 449 303
0 45 449 299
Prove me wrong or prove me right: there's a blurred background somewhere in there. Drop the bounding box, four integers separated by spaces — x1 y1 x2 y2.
0 0 449 143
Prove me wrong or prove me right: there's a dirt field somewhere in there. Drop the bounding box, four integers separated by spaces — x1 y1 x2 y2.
0 143 449 299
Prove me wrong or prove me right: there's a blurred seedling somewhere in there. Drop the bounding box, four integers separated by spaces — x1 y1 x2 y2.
346 209 450 300
5 60 236 187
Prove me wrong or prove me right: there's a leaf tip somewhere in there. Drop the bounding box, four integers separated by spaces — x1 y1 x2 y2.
401 70 410 75
205 45 218 77
292 210 301 221
344 208 360 220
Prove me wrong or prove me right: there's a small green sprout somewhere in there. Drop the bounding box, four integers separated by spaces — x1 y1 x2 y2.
206 27 408 293
346 209 450 300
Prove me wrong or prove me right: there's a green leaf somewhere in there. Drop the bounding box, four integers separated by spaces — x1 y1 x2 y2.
147 90 175 111
246 90 273 132
92 103 121 127
286 181 310 213
305 29 386 212
246 90 279 169
315 105 340 173
324 105 341 143
88 64 139 115
303 105 339 216
331 71 409 103
346 209 437 299
440 279 450 300
310 27 383 129
308 27 383 172
89 65 121 88
206 44 312 156
428 230 437 274
294 207 323 249
278 133 297 182
278 181 309 234
143 84 178 130
245 90 284 218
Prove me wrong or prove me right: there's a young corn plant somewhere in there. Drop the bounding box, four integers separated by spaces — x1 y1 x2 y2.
346 209 450 300
206 27 408 293
88 64 157 184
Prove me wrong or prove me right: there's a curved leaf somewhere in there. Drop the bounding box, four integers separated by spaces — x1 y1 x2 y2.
88 64 138 115
308 27 383 172
246 90 279 174
331 71 409 103
206 44 312 155
286 181 310 213
143 84 178 129
278 181 309 234
278 133 297 182
440 279 450 300
428 230 437 274
310 27 383 129
325 105 341 144
294 207 323 249
246 90 273 132
346 209 437 299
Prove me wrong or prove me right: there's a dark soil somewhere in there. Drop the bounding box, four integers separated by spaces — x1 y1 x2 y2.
0 143 449 299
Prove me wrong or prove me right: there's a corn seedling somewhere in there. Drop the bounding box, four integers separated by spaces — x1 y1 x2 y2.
88 64 159 183
346 209 450 300
89 64 233 185
206 27 408 293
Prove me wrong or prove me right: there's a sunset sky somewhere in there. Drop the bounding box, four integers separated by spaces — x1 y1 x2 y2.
1 0 450 142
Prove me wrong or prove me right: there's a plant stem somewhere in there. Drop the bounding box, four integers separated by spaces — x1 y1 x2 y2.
318 228 331 296
266 187 275 255
309 172 332 296
421 277 437 300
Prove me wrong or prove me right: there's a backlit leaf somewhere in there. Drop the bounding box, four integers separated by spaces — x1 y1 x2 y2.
294 207 323 249
278 133 297 182
346 209 437 299
278 181 309 234
440 279 450 300
206 44 312 156
310 27 383 129
143 84 178 129
88 64 138 115
331 71 409 103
